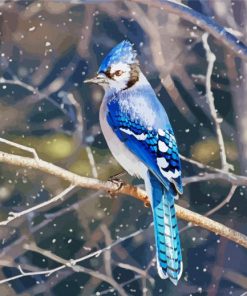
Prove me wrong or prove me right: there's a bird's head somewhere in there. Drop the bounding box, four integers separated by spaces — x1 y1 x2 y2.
84 40 140 91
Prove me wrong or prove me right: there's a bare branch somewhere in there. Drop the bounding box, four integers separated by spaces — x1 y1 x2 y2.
116 262 154 283
86 146 98 178
0 79 84 144
1 228 146 288
0 77 39 95
176 205 247 248
99 275 143 296
186 171 247 187
0 150 149 204
180 185 238 233
0 228 142 285
214 266 247 290
202 33 232 172
0 264 55 285
205 185 238 217
100 224 113 277
20 243 128 296
180 154 222 173
129 0 247 61
1 150 247 249
0 185 75 226
0 137 39 160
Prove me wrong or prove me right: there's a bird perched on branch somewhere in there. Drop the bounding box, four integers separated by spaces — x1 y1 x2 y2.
85 40 183 285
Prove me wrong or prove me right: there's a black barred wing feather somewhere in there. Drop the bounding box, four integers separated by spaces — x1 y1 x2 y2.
107 112 183 195
152 128 182 194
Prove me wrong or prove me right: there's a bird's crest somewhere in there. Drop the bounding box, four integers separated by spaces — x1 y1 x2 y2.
98 40 137 73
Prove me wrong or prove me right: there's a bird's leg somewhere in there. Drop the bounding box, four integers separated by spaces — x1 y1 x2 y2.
108 171 126 198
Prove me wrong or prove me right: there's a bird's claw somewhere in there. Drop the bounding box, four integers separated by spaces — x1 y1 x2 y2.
108 177 125 198
144 201 151 208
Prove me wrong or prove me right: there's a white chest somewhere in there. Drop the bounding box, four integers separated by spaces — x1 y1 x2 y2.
99 98 147 179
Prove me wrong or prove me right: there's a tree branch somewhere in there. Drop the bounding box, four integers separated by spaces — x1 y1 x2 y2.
129 0 247 61
202 33 232 171
1 150 247 249
0 228 146 286
0 150 149 204
205 185 238 217
0 185 76 226
23 243 128 296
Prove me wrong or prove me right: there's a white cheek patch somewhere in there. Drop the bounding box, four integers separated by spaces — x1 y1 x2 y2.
116 71 130 82
110 62 130 74
110 62 131 82
108 62 131 90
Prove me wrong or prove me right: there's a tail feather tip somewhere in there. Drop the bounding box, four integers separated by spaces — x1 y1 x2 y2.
157 261 183 285
157 264 168 279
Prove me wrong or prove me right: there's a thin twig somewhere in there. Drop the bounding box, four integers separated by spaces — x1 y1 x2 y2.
0 137 39 160
0 265 56 284
116 262 153 283
25 242 126 296
100 275 143 296
180 185 238 233
4 243 129 296
180 154 223 173
86 146 98 178
0 185 75 226
0 79 83 144
129 0 247 61
205 185 238 217
83 0 247 60
1 228 145 288
100 224 113 277
182 173 236 185
0 78 38 94
202 33 232 171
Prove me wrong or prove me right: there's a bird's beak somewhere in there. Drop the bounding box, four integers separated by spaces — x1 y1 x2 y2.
84 73 107 84
84 76 98 84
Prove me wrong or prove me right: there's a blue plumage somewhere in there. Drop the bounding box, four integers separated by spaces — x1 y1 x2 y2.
98 40 137 73
85 40 183 285
148 172 182 285
106 87 183 194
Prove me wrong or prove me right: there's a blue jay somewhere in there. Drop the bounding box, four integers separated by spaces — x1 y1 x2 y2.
85 40 183 285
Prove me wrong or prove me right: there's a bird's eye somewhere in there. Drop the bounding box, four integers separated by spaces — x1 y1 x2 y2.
114 70 123 76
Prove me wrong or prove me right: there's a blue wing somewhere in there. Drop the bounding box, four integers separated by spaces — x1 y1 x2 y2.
106 100 183 195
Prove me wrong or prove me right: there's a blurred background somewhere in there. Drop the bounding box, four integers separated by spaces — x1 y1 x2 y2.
0 0 247 295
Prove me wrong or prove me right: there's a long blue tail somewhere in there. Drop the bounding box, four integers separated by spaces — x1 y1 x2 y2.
146 172 183 285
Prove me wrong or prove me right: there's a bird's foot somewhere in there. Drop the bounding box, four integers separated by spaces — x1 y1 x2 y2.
144 201 151 208
108 173 126 198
